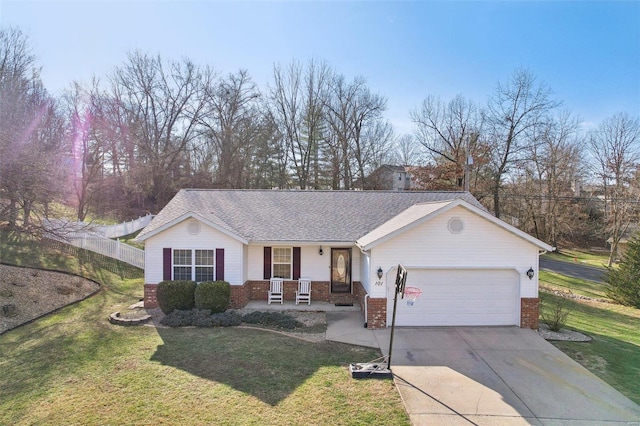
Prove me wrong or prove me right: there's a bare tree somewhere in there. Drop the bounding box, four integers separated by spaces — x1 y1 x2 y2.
411 94 484 190
0 28 66 233
198 69 262 188
589 112 640 266
514 112 584 247
485 69 560 218
109 51 209 210
393 134 423 166
61 80 107 220
325 74 388 189
268 59 331 189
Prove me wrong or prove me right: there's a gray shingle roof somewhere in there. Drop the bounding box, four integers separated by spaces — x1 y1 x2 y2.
137 189 486 243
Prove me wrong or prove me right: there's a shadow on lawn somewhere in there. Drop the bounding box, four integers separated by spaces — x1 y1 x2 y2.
150 326 375 406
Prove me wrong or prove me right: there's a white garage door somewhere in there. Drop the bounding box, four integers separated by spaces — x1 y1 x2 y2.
387 269 519 326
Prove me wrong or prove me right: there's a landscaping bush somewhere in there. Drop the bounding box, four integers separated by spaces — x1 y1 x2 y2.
160 308 242 328
160 309 196 327
241 311 303 329
540 291 571 332
210 311 242 327
156 280 197 314
194 280 230 313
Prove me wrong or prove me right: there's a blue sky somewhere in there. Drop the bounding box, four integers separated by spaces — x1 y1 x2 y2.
2 1 639 134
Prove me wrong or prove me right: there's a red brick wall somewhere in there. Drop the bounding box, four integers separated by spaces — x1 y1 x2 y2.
367 297 387 329
143 284 158 308
521 297 540 330
246 280 332 303
230 284 248 309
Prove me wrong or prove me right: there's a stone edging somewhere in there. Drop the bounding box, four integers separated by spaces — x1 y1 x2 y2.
109 312 152 326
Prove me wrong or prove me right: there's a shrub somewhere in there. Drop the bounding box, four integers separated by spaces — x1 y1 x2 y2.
156 280 197 314
540 291 571 332
241 311 303 329
210 311 243 327
160 309 196 327
160 309 242 327
605 234 640 308
195 280 230 313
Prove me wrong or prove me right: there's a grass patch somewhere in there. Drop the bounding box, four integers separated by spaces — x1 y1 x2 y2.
0 234 409 425
539 290 640 404
540 270 609 300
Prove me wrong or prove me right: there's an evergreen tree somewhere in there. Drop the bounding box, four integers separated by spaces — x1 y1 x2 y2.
605 233 640 307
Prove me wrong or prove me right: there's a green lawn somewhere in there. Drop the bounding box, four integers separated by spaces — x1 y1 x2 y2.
0 233 409 425
540 271 640 405
539 270 609 300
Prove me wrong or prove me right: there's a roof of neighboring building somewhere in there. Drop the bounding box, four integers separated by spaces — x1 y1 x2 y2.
136 189 484 243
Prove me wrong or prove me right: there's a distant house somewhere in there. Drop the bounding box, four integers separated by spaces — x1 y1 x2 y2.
136 189 553 329
360 165 413 191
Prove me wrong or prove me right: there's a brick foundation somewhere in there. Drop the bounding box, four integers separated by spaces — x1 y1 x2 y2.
145 280 363 309
521 297 540 330
143 284 158 308
366 298 387 329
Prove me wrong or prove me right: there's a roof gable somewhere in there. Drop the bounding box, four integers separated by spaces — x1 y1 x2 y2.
356 199 554 252
136 211 248 244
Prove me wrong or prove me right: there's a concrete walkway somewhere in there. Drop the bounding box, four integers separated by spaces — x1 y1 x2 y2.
326 311 640 425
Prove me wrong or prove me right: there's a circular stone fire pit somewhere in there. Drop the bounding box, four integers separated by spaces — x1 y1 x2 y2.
109 311 152 326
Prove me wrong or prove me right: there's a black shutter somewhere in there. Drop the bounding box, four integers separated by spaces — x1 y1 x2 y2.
263 246 272 279
293 247 301 280
163 248 172 281
215 249 225 281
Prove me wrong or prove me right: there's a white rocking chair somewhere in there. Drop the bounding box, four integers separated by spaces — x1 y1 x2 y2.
296 278 311 305
268 278 284 304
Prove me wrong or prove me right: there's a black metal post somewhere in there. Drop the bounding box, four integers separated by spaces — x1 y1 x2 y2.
387 279 400 368
387 264 407 370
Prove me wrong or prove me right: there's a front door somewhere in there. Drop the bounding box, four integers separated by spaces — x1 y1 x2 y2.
331 248 351 293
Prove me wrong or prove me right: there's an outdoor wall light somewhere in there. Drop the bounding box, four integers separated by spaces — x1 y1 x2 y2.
377 267 383 279
319 246 323 256
527 267 535 280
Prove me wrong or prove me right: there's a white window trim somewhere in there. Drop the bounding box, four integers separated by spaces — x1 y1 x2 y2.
173 249 215 282
272 246 292 280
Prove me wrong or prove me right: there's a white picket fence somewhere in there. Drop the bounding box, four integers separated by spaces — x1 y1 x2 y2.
42 216 151 270
94 214 154 238
47 232 145 269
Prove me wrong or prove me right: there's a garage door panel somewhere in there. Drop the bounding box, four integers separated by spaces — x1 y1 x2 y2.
389 269 519 326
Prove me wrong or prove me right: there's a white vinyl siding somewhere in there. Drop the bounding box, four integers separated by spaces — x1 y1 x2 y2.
246 244 360 282
145 219 244 285
370 205 538 300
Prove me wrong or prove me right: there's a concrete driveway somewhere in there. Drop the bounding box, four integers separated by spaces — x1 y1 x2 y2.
326 314 640 425
376 326 640 425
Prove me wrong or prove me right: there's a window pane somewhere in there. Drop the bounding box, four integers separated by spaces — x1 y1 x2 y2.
273 247 291 263
174 250 191 266
195 266 214 282
174 266 192 281
195 250 214 266
273 264 290 279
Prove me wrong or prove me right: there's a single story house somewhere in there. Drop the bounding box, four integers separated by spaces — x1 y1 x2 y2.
136 189 553 329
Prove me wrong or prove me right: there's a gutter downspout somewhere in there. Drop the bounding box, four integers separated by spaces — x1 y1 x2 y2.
356 242 370 328
364 293 369 328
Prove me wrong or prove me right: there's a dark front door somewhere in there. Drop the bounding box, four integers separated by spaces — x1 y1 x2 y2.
331 248 351 293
